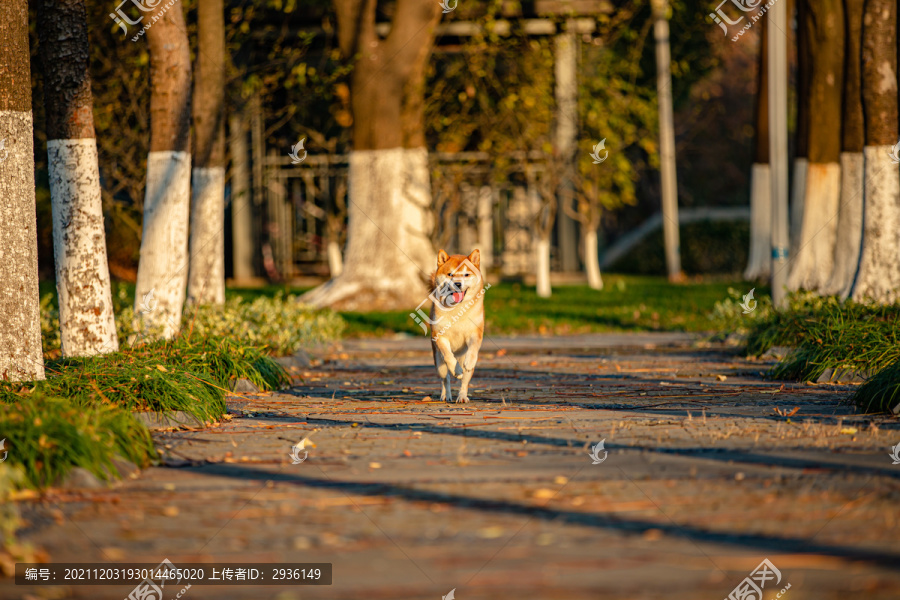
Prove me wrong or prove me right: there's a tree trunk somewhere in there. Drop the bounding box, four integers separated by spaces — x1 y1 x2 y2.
850 0 900 303
133 1 192 338
584 228 603 290
789 0 811 263
0 0 45 381
37 0 118 357
745 164 772 280
787 0 844 292
327 240 344 277
745 15 771 281
229 112 254 282
535 237 552 298
824 0 865 297
301 0 441 311
186 0 225 305
651 0 682 282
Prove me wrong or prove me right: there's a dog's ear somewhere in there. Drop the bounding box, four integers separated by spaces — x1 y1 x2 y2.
467 248 480 269
437 249 449 266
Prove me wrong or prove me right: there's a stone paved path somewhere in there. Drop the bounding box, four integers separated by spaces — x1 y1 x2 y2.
6 333 900 600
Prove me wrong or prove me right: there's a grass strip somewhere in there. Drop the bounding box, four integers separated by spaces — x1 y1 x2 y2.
0 394 156 489
852 361 900 414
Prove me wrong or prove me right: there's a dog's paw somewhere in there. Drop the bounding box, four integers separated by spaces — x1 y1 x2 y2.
453 363 465 379
454 395 470 404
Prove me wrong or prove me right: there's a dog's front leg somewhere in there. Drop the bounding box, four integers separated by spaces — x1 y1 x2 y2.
434 336 464 379
456 337 482 403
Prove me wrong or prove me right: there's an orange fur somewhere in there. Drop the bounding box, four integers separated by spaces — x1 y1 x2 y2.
429 249 485 404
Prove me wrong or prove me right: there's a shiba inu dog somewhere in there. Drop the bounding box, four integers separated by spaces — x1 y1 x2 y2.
430 249 487 403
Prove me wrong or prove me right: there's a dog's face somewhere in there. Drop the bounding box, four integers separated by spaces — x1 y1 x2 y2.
431 249 482 309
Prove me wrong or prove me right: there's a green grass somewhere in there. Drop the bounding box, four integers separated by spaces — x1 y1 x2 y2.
2 335 290 424
744 293 900 382
0 394 157 489
852 361 900 414
341 276 760 337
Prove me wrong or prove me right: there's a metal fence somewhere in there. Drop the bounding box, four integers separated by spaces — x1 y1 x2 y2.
260 151 556 280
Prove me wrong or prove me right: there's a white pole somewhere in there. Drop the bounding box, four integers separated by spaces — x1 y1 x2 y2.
768 0 790 309
652 0 682 281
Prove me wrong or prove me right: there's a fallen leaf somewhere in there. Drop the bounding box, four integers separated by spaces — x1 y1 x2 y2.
840 427 858 435
716 374 727 382
369 462 382 469
156 365 168 372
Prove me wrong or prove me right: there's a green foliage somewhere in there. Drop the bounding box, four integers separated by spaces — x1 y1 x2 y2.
0 394 156 489
744 294 900 382
40 285 345 358
181 293 345 356
852 361 900 414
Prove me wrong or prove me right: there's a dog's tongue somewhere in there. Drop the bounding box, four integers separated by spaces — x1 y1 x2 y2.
452 291 464 304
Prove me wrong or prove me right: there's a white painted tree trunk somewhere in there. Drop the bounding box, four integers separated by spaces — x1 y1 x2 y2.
186 166 225 305
300 147 433 311
327 240 343 277
536 236 552 298
849 146 900 303
823 152 864 297
48 139 118 356
134 151 191 339
743 163 772 280
788 157 808 264
584 229 604 290
0 110 45 381
786 162 841 291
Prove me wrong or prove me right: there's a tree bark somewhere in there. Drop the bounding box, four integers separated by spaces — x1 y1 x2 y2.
652 0 682 282
301 0 442 311
745 16 772 281
789 0 812 263
849 0 900 303
187 0 226 305
229 112 254 282
37 0 119 357
824 0 865 296
787 0 844 292
133 1 192 338
0 0 44 381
